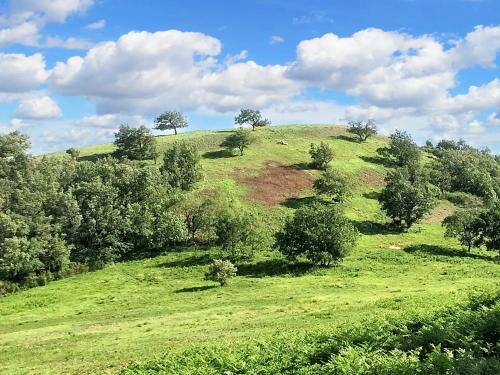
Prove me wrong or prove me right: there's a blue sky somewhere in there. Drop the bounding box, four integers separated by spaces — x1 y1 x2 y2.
0 0 499 153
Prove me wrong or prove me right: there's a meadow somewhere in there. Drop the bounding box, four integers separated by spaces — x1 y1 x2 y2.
0 125 498 374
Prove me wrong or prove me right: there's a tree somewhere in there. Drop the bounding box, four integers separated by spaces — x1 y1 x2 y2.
275 202 358 266
66 148 80 159
154 111 188 135
314 168 354 203
309 142 334 169
220 128 254 156
0 131 30 158
161 141 202 190
347 119 377 142
476 202 500 256
113 125 158 161
378 130 420 167
205 259 237 286
443 209 482 252
379 167 438 229
234 109 270 131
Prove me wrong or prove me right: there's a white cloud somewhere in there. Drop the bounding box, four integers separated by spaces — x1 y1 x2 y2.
0 0 96 48
51 30 300 114
270 35 284 45
14 95 63 119
43 35 93 49
0 53 48 93
487 112 500 126
11 0 95 23
70 113 145 128
85 19 105 30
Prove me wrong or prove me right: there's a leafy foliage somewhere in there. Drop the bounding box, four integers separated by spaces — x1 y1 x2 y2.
314 168 354 203
204 259 237 286
378 130 420 167
220 128 254 156
234 109 270 130
275 202 358 266
379 166 438 228
347 119 377 142
161 141 203 191
475 202 500 255
309 141 334 169
154 111 188 135
443 209 483 252
0 131 31 158
114 125 158 161
121 293 500 375
65 147 80 159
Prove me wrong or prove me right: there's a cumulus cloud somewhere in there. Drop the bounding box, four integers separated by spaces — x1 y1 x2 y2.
51 30 300 114
0 53 48 93
0 0 96 48
14 95 63 119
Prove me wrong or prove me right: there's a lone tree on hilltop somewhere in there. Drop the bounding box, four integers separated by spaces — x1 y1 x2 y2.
221 128 254 156
347 119 377 142
235 109 270 131
154 111 188 135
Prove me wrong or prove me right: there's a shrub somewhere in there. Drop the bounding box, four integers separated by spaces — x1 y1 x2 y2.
378 130 420 167
161 141 202 191
275 202 358 266
309 142 334 169
113 125 158 161
204 259 237 286
444 191 483 207
65 148 80 158
313 168 354 203
220 128 254 156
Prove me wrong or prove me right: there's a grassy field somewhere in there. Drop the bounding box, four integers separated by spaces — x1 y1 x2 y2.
1 125 499 374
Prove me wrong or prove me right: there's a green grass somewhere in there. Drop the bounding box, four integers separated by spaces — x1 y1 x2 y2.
1 125 499 374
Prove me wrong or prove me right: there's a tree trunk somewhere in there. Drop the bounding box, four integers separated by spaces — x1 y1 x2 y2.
174 127 177 135
239 147 244 156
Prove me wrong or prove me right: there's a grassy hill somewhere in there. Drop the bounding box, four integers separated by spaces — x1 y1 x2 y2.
0 125 498 374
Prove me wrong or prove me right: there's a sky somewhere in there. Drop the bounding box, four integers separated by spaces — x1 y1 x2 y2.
0 0 499 154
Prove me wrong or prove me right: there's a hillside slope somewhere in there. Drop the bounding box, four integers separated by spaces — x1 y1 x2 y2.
1 125 499 374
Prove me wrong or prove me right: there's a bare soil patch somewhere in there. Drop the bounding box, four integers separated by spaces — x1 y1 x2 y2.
358 168 385 185
236 161 314 206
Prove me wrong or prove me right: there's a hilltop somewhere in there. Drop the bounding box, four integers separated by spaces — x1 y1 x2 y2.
0 125 499 374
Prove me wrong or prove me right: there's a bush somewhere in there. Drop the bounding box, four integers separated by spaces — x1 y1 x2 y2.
314 168 354 203
220 128 254 156
113 125 158 161
443 208 482 252
65 148 80 158
444 191 483 207
204 259 237 286
378 130 420 167
379 167 438 229
309 142 334 169
161 141 202 191
275 202 358 266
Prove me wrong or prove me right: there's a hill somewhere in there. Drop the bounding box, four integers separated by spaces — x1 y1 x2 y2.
0 125 499 374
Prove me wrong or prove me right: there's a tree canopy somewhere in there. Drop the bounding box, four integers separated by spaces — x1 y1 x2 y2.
347 120 377 142
113 125 158 161
234 109 270 130
220 128 254 156
154 111 188 135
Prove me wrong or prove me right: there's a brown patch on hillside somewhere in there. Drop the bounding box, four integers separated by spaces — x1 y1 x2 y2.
358 169 385 185
236 161 314 206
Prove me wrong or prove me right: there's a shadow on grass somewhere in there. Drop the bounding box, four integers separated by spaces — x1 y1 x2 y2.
155 253 213 268
237 258 315 278
353 220 396 235
363 191 381 200
332 134 359 143
404 244 495 261
202 149 235 159
289 162 314 170
281 195 320 209
174 285 217 293
360 155 394 168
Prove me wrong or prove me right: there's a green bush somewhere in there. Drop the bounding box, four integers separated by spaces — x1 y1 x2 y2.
204 259 237 286
309 142 334 169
